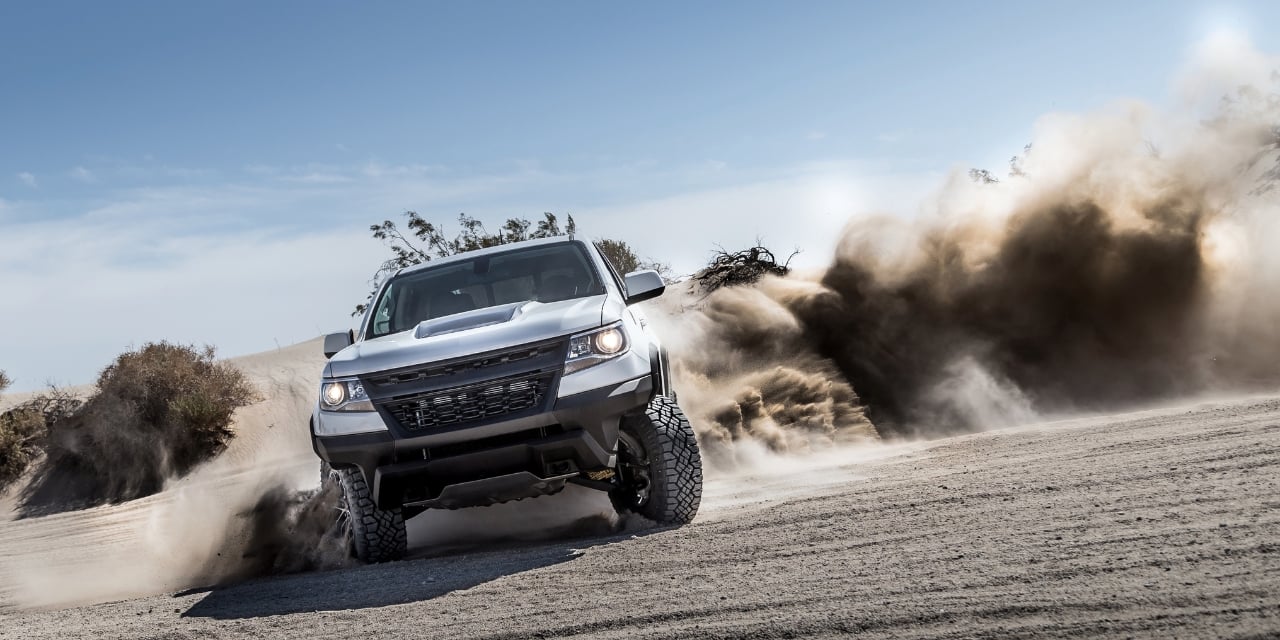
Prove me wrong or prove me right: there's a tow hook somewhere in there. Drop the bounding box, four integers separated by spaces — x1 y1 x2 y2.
586 468 616 481
569 469 618 492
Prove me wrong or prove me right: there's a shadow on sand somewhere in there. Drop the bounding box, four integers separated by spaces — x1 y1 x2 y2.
182 522 663 619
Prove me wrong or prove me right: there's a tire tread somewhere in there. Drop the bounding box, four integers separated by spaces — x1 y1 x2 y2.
332 466 407 563
628 395 703 524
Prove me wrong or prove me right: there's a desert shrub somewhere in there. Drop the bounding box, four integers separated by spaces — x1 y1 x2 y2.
38 342 258 503
0 406 45 489
694 245 798 292
0 388 82 490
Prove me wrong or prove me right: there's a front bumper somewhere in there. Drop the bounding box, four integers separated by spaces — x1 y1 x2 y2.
312 353 654 510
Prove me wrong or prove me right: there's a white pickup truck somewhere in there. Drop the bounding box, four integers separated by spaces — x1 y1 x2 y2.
312 236 702 562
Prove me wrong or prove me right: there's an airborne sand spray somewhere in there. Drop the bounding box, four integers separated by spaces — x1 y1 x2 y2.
651 279 880 470
813 106 1280 437
200 477 627 583
664 38 1280 445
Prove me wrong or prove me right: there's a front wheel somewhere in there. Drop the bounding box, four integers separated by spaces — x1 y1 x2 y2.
326 465 407 563
611 395 703 524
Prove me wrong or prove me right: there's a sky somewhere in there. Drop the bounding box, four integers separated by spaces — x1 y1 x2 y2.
1 0 1277 390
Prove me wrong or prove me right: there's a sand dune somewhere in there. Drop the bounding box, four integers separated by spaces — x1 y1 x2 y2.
0 339 326 607
0 369 1275 636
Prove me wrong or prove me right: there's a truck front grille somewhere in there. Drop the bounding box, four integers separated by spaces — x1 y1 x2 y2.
383 371 554 432
364 341 565 388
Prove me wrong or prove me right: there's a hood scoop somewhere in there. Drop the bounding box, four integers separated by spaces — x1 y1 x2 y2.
414 300 536 339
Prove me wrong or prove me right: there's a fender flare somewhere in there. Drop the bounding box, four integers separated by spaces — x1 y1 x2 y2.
648 344 674 401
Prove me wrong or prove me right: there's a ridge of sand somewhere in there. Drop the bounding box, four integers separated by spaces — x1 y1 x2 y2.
0 393 1274 637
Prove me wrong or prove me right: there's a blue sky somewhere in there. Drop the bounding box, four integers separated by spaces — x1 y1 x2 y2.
0 1 1276 389
8 2 1270 182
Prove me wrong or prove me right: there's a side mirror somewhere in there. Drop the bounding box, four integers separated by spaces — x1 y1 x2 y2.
323 330 354 358
623 270 665 305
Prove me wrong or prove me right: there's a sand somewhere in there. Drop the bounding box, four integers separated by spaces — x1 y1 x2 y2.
0 337 1276 638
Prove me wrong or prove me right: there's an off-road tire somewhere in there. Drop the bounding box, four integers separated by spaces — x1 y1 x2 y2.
612 395 703 524
330 465 407 563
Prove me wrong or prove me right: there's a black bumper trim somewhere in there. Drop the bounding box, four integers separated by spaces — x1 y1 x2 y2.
312 373 655 509
373 429 610 509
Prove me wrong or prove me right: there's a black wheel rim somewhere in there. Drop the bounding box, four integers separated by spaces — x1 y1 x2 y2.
616 429 652 508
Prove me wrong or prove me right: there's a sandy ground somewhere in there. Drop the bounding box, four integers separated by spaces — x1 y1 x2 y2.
1 386 1276 638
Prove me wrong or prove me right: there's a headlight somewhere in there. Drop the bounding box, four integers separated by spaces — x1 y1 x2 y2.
565 322 630 374
594 328 625 354
322 382 346 406
319 378 375 412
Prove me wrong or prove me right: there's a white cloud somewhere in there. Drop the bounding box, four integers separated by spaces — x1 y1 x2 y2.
70 166 97 183
17 172 37 188
243 164 280 176
806 131 828 141
359 161 448 179
279 172 353 184
0 158 935 390
112 164 215 181
577 163 936 276
0 217 387 390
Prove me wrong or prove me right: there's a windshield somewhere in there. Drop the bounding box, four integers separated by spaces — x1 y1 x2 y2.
366 242 605 339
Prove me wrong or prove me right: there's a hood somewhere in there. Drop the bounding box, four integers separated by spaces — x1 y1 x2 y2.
327 295 610 377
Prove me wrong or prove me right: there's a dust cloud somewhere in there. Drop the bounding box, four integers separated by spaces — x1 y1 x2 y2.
662 35 1280 448
652 279 880 470
211 477 630 583
1 467 321 608
203 480 353 582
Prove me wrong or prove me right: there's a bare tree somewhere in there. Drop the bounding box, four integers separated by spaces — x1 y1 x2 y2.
356 212 577 315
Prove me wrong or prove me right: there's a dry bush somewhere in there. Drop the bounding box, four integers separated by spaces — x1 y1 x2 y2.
31 343 258 506
0 407 44 489
694 245 797 292
0 388 82 490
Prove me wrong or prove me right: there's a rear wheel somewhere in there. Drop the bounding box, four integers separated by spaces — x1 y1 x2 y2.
611 395 703 524
326 464 407 563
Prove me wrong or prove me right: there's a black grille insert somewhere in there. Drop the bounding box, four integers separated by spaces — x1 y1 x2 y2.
383 371 554 432
364 342 564 388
